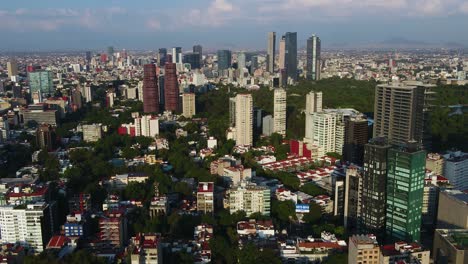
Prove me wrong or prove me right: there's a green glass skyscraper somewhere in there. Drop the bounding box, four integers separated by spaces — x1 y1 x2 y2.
385 142 426 242
28 71 54 95
217 50 232 72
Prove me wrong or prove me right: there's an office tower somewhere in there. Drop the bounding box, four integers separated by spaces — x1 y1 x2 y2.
284 32 298 82
81 124 103 142
158 75 165 107
433 229 468 264
85 51 92 64
304 112 337 157
373 83 426 146
183 53 201 70
278 37 286 70
237 52 246 71
344 167 363 230
164 63 179 112
197 182 214 214
36 124 56 151
425 153 444 176
0 202 55 253
7 60 18 78
359 137 391 236
193 45 203 66
306 35 321 80
348 235 380 263
158 48 167 67
385 143 425 242
343 116 369 165
436 190 468 229
253 107 263 134
226 182 270 216
443 151 468 191
234 94 253 146
251 56 259 73
267 32 276 73
143 64 159 113
28 71 54 95
172 47 182 63
182 93 196 118
217 50 232 72
273 88 287 136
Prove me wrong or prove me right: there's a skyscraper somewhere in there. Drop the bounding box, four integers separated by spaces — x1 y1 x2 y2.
36 124 56 151
284 32 298 82
183 53 201 70
278 37 286 71
217 50 232 72
273 88 286 136
343 116 369 165
29 71 54 95
385 142 426 242
251 56 259 73
193 45 203 66
359 137 390 237
306 35 321 80
7 60 18 78
237 52 246 71
164 62 179 112
304 91 323 142
172 47 182 63
158 48 167 67
373 82 428 146
85 51 92 64
182 93 196 118
267 32 276 73
142 64 159 113
107 46 114 57
235 94 253 146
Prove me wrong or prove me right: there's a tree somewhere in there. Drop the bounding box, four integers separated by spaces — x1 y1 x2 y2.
300 183 327 197
302 203 322 225
237 243 281 264
322 253 348 264
174 181 193 196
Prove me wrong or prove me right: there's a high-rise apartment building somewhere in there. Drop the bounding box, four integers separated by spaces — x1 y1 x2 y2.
443 151 468 191
284 32 298 82
99 210 128 248
359 138 390 237
164 63 179 112
7 60 18 78
304 91 323 140
142 64 159 113
343 116 369 165
273 88 286 136
29 71 54 95
193 45 203 66
182 93 196 118
385 143 426 242
36 124 56 151
304 112 337 157
197 182 214 214
267 32 276 73
217 50 232 72
172 47 182 63
234 94 253 146
306 35 321 81
373 83 427 146
225 182 270 216
0 202 55 253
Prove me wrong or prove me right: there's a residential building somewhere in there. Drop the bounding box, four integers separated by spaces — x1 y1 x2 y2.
267 32 276 73
130 233 160 264
0 202 55 253
99 210 128 248
385 143 426 242
422 175 450 227
142 64 159 113
36 124 56 151
225 182 270 216
182 93 196 118
348 235 380 264
164 62 179 112
433 229 468 264
306 34 321 80
262 115 273 136
81 123 103 142
343 116 369 165
234 94 253 146
426 153 445 175
134 113 159 138
443 151 468 191
273 88 286 136
149 196 167 218
373 82 431 146
197 182 214 214
217 50 232 72
304 112 337 157
359 137 390 236
437 189 468 229
223 165 252 186
344 167 363 230
379 242 430 264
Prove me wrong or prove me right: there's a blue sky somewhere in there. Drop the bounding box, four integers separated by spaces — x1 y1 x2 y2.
1 0 467 51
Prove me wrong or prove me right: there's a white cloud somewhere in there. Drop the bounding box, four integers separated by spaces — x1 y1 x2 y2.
146 18 161 30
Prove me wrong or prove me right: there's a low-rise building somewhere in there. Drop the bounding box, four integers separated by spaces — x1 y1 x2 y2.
197 182 214 215
433 229 468 264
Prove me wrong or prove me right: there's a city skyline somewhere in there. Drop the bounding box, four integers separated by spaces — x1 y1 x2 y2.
0 0 468 51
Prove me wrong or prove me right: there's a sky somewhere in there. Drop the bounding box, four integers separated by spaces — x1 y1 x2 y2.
0 0 467 51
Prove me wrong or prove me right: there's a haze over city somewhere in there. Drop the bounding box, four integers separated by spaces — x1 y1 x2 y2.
1 0 468 50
